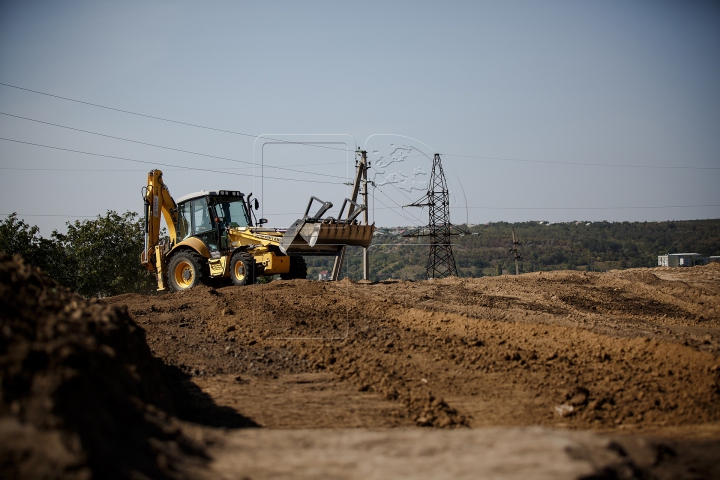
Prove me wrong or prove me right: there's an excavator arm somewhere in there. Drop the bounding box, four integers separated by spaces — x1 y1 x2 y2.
141 170 178 289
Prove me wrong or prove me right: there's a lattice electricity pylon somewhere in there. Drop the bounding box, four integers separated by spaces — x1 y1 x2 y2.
404 153 460 279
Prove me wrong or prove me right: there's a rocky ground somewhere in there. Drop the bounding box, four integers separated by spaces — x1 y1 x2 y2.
2 254 719 478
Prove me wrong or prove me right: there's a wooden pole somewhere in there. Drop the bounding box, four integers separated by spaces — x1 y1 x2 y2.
510 227 521 275
331 149 367 281
362 150 369 280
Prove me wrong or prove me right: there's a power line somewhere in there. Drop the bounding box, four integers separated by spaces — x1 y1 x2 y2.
0 137 344 185
372 184 425 226
2 82 715 171
441 153 720 171
349 151 720 171
368 147 435 214
0 210 308 218
372 176 417 204
0 111 347 179
1 167 154 172
0 82 354 154
205 203 720 215
1 213 97 218
0 160 347 173
452 205 720 210
371 190 424 228
370 192 423 228
356 150 720 171
366 204 719 211
0 167 279 172
5 203 718 219
356 150 718 172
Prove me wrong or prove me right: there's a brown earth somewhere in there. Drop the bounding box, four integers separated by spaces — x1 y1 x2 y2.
110 264 720 434
109 263 719 478
2 254 719 479
0 254 213 479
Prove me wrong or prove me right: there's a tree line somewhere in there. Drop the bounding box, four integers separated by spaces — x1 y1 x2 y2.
3 212 718 296
0 212 155 297
306 219 720 281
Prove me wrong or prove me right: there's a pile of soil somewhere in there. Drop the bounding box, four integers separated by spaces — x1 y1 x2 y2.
0 254 205 479
108 265 720 432
101 264 720 477
5 250 718 478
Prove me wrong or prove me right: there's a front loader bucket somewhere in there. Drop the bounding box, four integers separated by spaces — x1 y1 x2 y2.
279 196 375 255
279 219 375 255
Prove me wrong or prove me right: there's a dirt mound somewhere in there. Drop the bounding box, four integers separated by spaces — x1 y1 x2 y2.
94 265 720 477
613 269 662 285
3 250 718 478
0 255 205 479
107 271 720 433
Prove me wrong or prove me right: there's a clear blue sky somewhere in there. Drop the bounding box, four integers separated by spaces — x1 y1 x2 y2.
1 0 718 234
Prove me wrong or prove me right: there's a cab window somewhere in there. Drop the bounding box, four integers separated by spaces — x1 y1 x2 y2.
177 197 214 239
178 203 191 240
215 198 251 228
192 197 213 234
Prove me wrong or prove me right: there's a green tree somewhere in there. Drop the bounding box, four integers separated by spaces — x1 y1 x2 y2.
53 211 155 297
0 213 72 285
0 213 46 264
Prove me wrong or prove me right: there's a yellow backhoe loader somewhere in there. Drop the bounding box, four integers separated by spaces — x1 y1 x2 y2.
140 169 374 291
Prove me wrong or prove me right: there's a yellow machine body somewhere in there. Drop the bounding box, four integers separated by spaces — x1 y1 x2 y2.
141 169 374 291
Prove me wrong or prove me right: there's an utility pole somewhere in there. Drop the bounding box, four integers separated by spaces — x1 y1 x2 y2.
331 149 370 281
509 227 522 275
362 152 369 280
405 153 459 279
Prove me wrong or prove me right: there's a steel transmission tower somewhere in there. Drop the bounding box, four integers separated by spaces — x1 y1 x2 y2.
406 153 459 279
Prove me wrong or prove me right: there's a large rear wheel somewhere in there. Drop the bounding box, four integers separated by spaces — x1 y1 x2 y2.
168 251 204 292
280 256 307 280
230 251 256 286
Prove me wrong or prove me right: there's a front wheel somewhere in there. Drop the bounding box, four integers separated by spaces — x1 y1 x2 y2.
230 252 256 286
168 251 204 291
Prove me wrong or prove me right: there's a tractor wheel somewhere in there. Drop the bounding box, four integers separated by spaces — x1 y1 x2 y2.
230 252 256 286
168 251 204 292
280 256 307 280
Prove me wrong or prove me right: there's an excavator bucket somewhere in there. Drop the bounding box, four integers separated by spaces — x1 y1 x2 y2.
279 197 375 255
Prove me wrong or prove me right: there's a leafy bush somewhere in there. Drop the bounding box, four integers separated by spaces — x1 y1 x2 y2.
0 211 155 297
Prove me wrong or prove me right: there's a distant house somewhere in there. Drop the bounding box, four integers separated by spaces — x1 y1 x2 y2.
318 270 329 281
658 253 704 267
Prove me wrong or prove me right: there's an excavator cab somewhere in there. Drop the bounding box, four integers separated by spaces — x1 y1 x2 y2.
175 190 252 252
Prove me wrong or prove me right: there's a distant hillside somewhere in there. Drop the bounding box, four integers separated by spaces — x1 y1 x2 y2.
305 219 720 281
